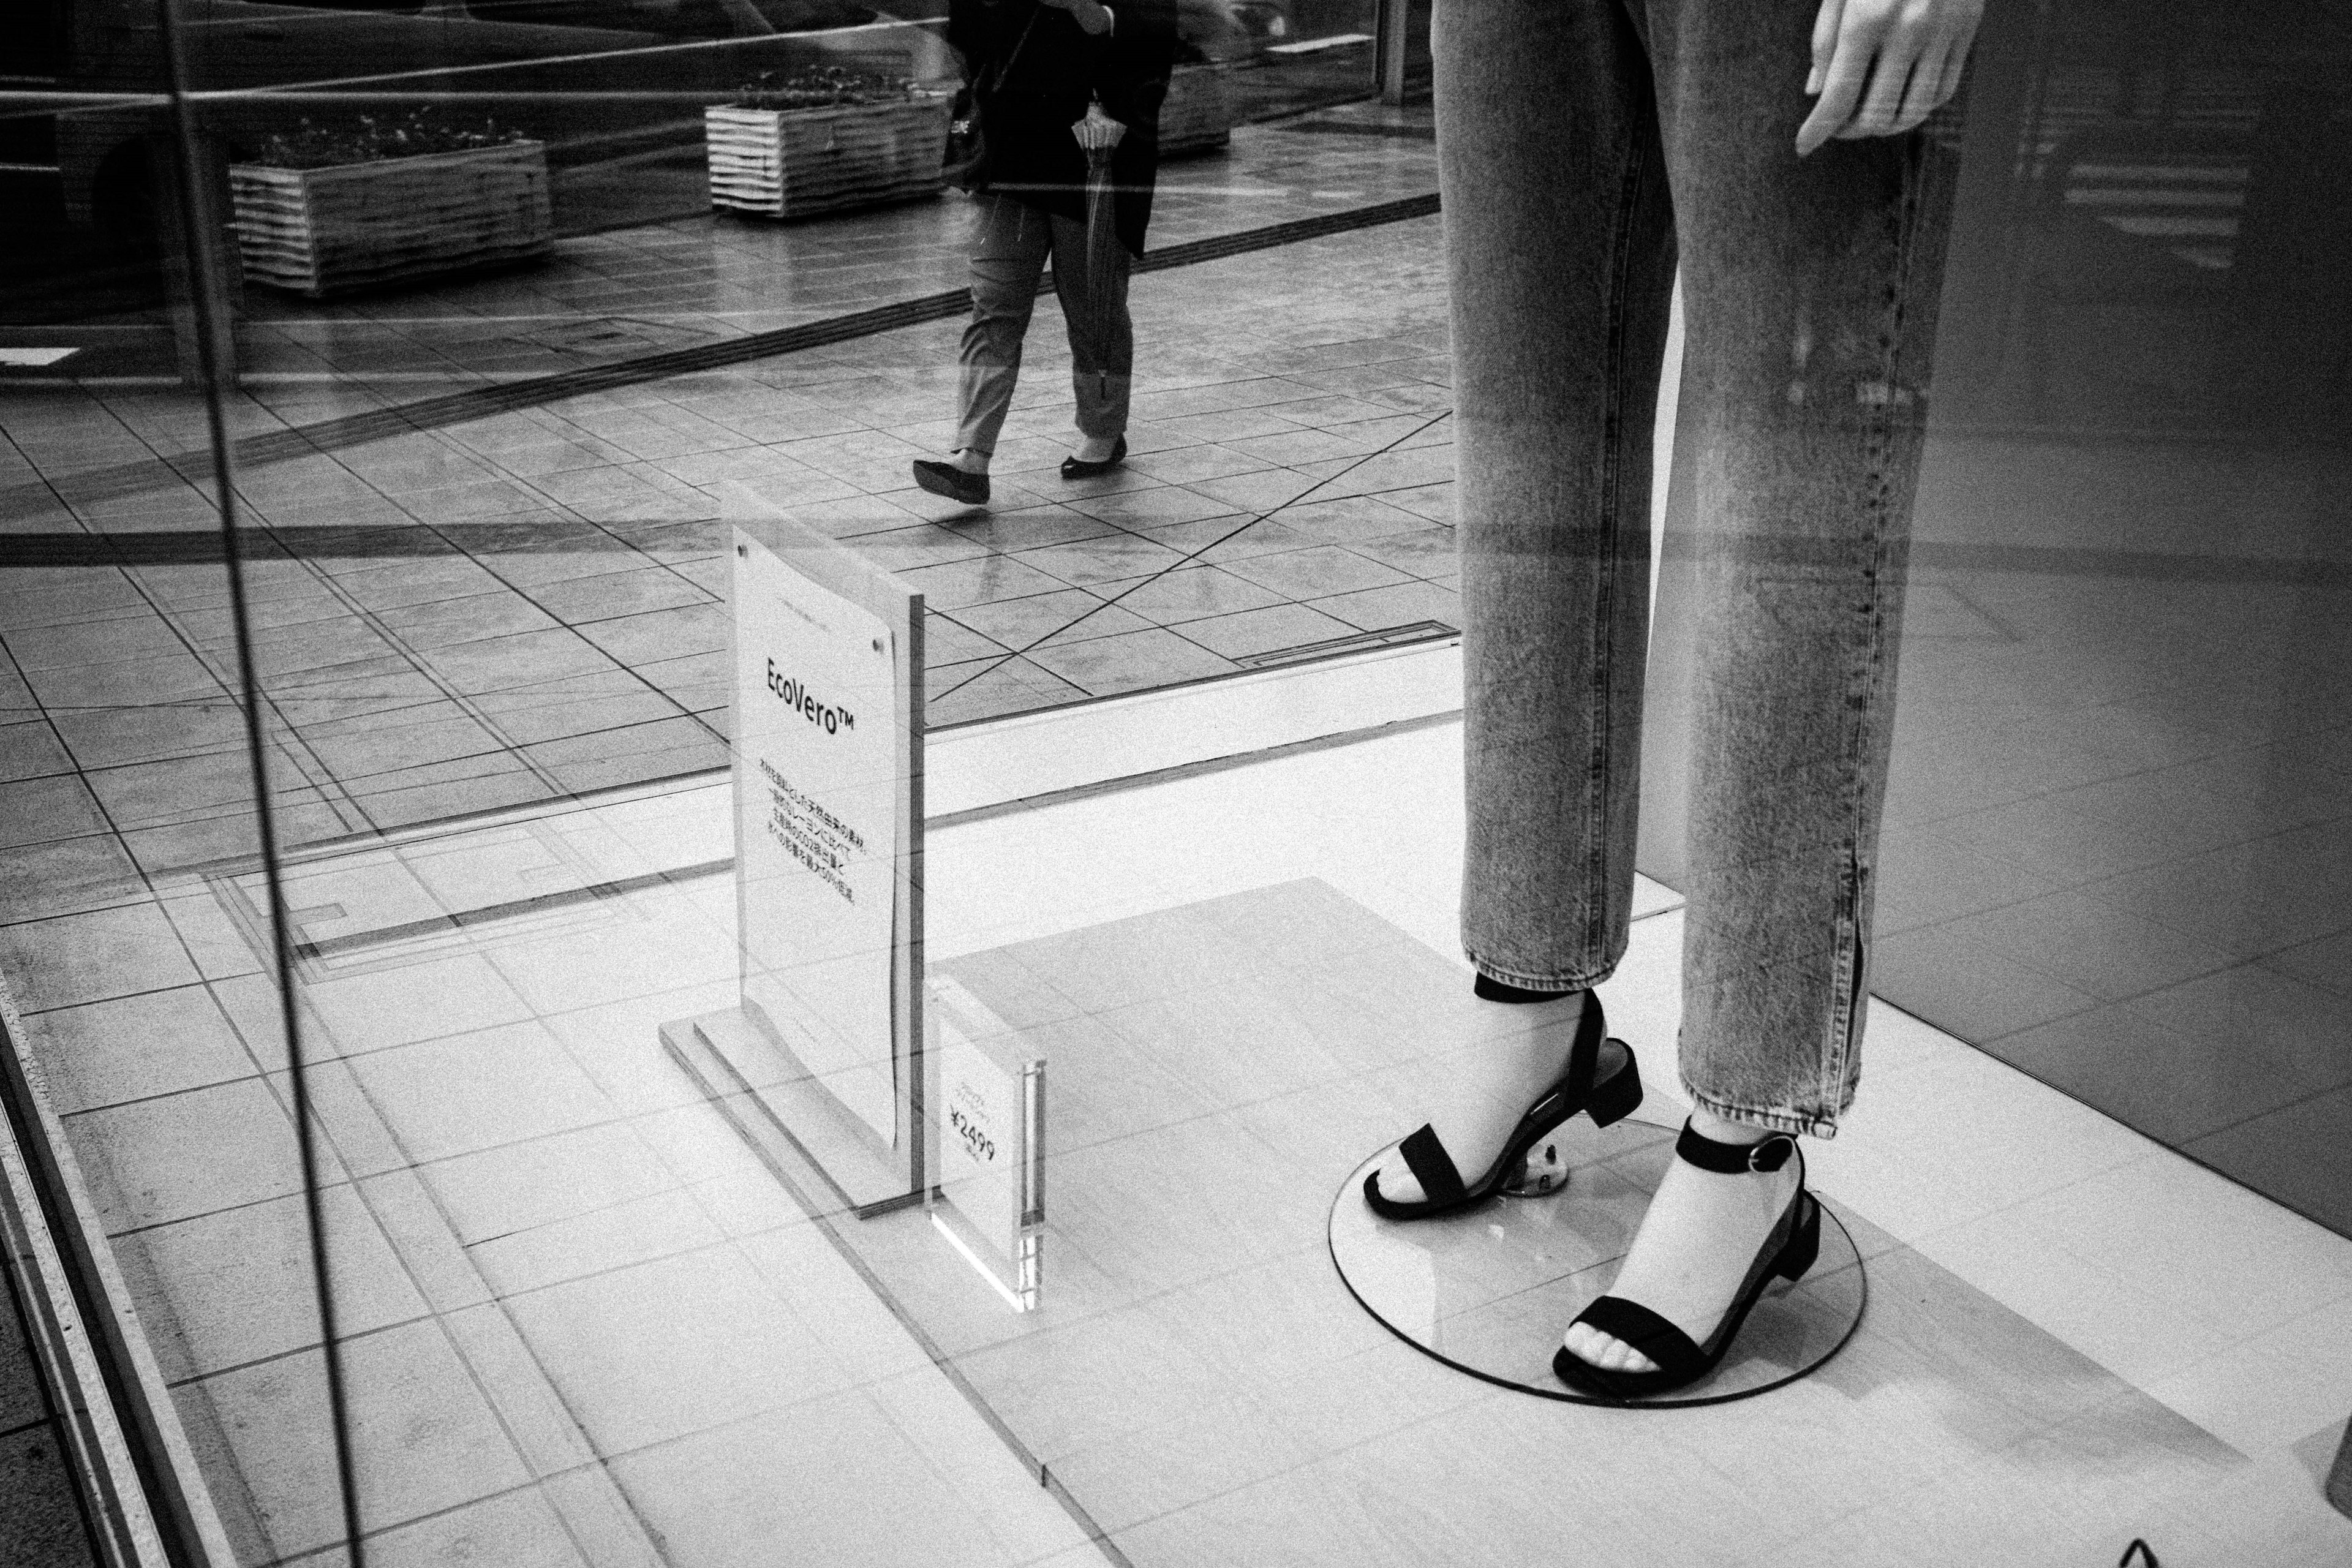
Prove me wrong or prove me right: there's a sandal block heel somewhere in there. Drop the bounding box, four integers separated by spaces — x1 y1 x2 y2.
1506 1039 1644 1194
1775 1194 1822 1282
1365 997 1645 1221
1585 1042 1644 1128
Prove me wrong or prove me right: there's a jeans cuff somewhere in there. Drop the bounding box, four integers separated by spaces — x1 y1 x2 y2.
1467 953 1610 993
1680 1082 1842 1141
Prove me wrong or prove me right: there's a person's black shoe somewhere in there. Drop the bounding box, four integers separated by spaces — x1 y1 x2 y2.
1060 435 1127 480
912 459 990 506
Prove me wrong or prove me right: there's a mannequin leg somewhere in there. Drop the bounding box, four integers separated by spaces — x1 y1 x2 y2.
1450 0 1675 995
1371 0 1675 1207
1563 0 1967 1376
1653 1 1965 1136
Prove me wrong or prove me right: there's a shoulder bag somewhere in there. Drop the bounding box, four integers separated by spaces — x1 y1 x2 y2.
943 7 1042 192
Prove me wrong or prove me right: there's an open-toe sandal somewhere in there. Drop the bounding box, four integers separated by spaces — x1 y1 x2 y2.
1362 993 1643 1222
1551 1119 1822 1398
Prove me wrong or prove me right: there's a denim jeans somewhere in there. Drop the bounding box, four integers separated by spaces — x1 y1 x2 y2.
954 193 1134 455
1444 0 1964 1136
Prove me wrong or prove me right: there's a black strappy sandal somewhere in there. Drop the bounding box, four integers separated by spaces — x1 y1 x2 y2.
1362 993 1643 1221
1551 1119 1822 1398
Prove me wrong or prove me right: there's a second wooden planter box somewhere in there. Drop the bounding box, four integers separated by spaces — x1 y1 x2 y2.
228 141 552 298
706 97 953 220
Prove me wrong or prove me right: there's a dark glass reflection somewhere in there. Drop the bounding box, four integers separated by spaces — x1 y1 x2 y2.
1641 0 2351 1236
1874 1 2351 1230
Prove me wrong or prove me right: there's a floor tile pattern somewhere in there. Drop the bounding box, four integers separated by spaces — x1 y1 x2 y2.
0 104 1458 883
23 810 1088 1567
867 881 2288 1564
5 709 2348 1566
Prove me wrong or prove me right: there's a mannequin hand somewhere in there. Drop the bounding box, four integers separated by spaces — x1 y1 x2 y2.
1072 102 1126 151
1797 0 1983 156
1036 0 1114 34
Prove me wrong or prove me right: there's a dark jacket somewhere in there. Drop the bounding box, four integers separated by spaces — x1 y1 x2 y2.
947 0 1177 257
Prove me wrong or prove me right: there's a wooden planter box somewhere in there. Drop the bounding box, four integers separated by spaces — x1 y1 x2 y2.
706 97 952 220
1158 64 1234 156
228 141 552 298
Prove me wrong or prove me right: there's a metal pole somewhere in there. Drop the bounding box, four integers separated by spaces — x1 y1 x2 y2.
1377 0 1410 105
149 2 366 1564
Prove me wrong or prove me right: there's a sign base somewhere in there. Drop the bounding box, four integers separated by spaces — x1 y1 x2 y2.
661 1006 921 1218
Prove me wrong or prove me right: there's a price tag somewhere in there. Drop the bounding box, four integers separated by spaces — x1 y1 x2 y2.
928 974 1042 1311
940 1027 1018 1250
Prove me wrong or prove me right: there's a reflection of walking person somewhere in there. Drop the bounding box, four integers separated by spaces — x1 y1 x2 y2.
1365 0 1983 1399
912 0 1178 509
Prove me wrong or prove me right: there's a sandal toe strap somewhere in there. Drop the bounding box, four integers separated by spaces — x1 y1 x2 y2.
1570 1295 1706 1381
1396 1123 1468 1206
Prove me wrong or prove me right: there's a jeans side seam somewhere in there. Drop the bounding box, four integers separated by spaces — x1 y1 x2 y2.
1588 102 1653 970
1822 133 1932 1125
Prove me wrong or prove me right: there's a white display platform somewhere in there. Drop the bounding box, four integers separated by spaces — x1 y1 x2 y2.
1329 1106 1868 1406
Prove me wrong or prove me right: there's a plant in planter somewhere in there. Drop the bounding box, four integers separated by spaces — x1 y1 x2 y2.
1157 61 1236 157
228 110 552 298
706 67 953 221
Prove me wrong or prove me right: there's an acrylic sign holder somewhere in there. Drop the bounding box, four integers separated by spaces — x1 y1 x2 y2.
663 491 927 1218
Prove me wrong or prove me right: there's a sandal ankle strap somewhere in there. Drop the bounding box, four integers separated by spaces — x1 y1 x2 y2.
1675 1118 1798 1174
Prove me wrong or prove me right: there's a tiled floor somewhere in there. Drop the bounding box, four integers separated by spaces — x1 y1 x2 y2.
10 712 2350 1566
0 102 1461 883
0 1262 99 1568
228 111 1443 391
27 785 1091 1567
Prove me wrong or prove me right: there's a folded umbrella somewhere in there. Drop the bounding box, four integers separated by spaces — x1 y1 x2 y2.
1079 141 1123 346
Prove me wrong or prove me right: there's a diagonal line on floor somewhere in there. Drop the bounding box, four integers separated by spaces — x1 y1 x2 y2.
929 407 1457 706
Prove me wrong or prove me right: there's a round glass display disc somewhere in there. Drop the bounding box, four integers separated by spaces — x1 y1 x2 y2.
1329 1109 1867 1407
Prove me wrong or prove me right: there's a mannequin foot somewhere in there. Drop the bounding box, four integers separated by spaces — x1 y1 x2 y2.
1372 989 1589 1205
1559 1108 1801 1375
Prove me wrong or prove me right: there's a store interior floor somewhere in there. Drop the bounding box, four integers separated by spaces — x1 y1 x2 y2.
13 682 2351 1567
